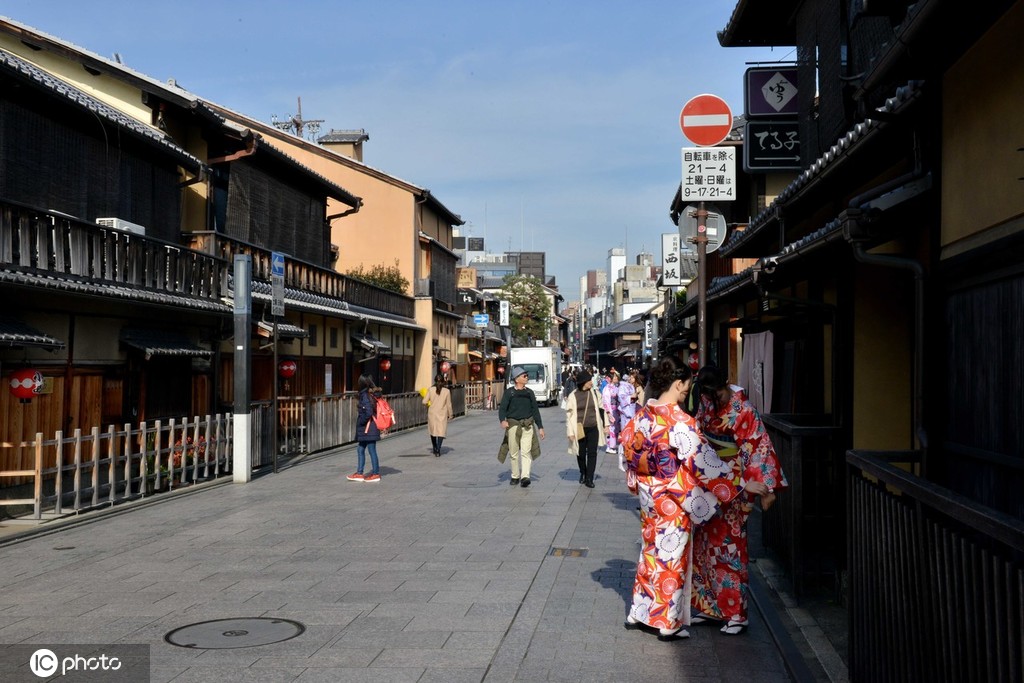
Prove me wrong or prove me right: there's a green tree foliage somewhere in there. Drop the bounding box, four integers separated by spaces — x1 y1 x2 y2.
675 287 688 308
499 274 552 346
344 260 410 294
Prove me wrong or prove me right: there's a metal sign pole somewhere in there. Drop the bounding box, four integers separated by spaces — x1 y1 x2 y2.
270 251 285 475
272 320 278 474
694 202 709 368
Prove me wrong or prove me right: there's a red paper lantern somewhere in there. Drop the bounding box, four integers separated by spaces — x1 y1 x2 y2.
379 358 392 372
471 363 482 374
9 368 43 402
278 360 297 378
686 351 699 372
440 361 451 374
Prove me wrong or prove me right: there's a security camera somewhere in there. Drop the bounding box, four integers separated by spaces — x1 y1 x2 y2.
762 257 779 275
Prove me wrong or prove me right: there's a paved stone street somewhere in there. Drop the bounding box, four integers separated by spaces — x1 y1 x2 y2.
0 408 811 682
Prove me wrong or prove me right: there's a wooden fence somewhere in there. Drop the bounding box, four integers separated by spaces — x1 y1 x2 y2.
2 385 475 521
250 388 467 466
0 414 232 520
464 380 505 410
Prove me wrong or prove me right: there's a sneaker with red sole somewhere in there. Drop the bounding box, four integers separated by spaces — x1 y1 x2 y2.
363 473 381 483
346 473 365 482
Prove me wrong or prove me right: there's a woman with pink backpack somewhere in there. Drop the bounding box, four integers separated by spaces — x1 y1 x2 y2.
347 374 382 483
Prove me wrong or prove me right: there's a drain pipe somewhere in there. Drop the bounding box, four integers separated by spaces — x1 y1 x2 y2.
841 208 928 474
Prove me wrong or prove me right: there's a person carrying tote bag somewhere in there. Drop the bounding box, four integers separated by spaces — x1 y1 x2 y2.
423 373 453 456
564 371 607 488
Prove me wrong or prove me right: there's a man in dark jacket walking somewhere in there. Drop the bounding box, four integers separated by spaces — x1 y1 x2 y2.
499 366 545 487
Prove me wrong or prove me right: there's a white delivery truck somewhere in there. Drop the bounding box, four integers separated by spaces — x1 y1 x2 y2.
509 345 562 406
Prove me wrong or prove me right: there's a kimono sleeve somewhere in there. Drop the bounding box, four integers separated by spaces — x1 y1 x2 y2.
734 401 788 490
678 435 745 525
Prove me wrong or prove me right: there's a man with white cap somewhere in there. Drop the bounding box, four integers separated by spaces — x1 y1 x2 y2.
498 366 546 487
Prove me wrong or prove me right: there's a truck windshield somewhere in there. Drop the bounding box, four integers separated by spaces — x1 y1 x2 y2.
520 364 545 381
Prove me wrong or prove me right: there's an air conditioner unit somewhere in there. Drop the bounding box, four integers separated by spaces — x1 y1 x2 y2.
95 217 146 236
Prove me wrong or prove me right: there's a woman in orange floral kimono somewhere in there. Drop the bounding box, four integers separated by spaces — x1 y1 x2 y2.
621 357 769 641
690 365 788 635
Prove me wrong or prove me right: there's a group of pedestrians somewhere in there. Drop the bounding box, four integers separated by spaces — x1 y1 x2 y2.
347 372 453 482
349 356 784 645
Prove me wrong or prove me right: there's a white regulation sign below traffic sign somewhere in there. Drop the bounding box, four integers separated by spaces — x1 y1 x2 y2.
681 147 736 202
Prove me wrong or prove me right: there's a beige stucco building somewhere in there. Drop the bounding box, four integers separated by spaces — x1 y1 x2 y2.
201 108 464 391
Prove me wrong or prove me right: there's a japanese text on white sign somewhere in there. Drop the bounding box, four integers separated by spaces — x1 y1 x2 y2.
662 233 681 286
681 147 736 202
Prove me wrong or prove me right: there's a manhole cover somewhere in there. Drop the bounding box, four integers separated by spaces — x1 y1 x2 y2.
549 547 589 557
442 481 501 488
165 618 305 649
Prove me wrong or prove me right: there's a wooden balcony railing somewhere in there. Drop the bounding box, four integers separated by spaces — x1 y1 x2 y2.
0 201 226 302
189 231 415 319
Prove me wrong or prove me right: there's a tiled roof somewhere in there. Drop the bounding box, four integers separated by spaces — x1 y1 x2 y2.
0 48 202 172
0 19 356 208
251 135 361 207
120 328 212 358
720 80 924 256
590 313 647 337
208 102 461 225
0 16 225 123
0 269 230 313
352 332 391 353
257 321 308 339
318 129 369 143
677 218 848 319
248 280 423 332
0 316 65 349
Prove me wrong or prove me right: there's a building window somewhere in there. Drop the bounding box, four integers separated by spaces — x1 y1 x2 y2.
329 327 338 349
309 324 318 346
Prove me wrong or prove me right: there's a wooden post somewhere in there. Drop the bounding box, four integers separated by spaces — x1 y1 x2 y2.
90 426 100 508
32 434 43 520
54 430 63 515
73 429 83 511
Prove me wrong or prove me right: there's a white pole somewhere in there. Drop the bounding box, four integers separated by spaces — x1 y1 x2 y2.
232 254 252 483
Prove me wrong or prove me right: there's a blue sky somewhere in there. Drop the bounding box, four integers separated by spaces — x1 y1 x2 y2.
3 1 788 297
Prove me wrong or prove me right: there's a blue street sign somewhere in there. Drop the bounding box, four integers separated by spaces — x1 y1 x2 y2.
271 252 285 277
473 313 489 326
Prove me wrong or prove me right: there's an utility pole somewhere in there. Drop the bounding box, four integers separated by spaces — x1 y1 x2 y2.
272 97 324 140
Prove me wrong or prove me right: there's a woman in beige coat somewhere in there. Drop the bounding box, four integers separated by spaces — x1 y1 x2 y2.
423 374 453 456
564 371 609 487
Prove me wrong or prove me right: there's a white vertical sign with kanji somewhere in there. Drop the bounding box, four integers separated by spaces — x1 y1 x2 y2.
662 233 681 286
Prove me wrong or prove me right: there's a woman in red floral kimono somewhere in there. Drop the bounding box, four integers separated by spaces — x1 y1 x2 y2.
690 365 788 635
621 358 769 642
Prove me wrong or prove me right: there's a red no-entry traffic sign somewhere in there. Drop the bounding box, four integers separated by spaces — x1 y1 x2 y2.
679 94 733 147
